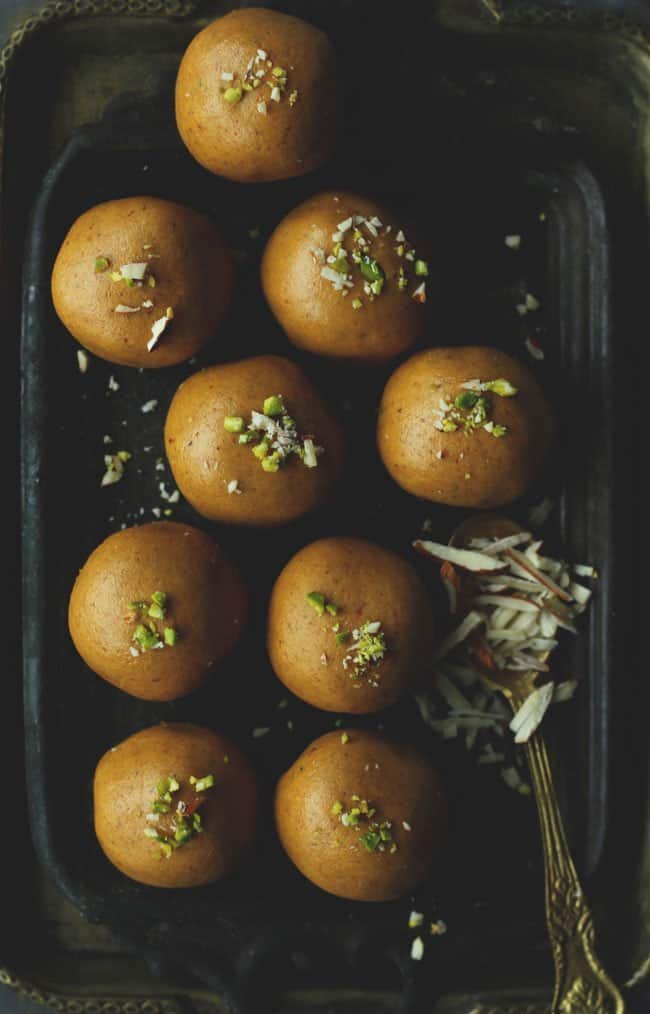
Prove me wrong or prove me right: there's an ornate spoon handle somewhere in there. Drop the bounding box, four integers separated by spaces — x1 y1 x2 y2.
525 731 624 1013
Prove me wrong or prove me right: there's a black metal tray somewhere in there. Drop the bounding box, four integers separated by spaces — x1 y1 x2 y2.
21 55 612 1013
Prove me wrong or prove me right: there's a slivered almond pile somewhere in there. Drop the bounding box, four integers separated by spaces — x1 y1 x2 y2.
412 531 596 773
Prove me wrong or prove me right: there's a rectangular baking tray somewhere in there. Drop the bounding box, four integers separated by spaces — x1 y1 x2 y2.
20 47 612 1010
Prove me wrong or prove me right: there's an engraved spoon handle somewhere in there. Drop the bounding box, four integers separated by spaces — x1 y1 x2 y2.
524 731 624 1013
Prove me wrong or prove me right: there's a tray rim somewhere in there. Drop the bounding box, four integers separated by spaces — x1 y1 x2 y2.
5 0 650 1009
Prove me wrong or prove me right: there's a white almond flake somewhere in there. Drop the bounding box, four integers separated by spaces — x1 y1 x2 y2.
408 911 423 928
151 507 162 518
574 563 598 579
115 304 141 314
510 683 554 743
331 231 343 243
270 86 281 102
337 217 353 232
129 646 139 658
363 218 378 237
142 299 154 309
257 48 267 60
108 375 120 392
528 496 554 527
76 350 89 373
221 71 234 81
167 490 180 504
411 937 425 961
141 400 158 414
402 821 412 831
119 262 148 280
227 479 241 495
525 335 545 361
553 680 578 703
504 234 521 249
501 766 530 794
148 314 170 352
525 292 540 311
412 282 426 303
257 101 267 115
102 435 113 445
515 303 528 317
101 454 124 487
396 229 406 242
252 727 270 739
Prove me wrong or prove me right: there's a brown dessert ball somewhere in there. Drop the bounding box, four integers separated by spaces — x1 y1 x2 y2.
68 522 246 701
164 355 344 526
175 8 337 183
51 197 233 368
275 729 447 901
377 346 555 508
268 537 434 713
94 723 258 888
261 191 428 364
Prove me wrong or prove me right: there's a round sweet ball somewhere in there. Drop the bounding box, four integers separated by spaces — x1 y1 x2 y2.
268 537 434 714
377 346 555 509
94 723 258 888
275 729 447 901
164 355 345 526
175 8 337 183
261 191 428 364
51 197 233 368
68 522 246 702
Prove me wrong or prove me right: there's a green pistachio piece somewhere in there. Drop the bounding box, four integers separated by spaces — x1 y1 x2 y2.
263 395 285 417
415 259 429 276
223 87 243 104
455 391 478 410
487 379 518 397
164 627 177 646
252 440 269 460
224 416 245 433
148 602 165 621
261 454 280 472
359 830 381 852
359 255 385 284
307 591 326 615
94 256 110 273
194 774 215 792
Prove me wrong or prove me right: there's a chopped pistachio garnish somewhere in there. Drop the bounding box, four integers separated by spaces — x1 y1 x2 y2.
434 380 515 438
341 732 350 745
223 86 243 104
307 591 327 615
144 774 211 859
224 398 323 472
128 592 178 653
94 256 110 273
415 259 429 276
342 621 387 685
263 395 285 417
194 774 215 792
333 796 397 854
